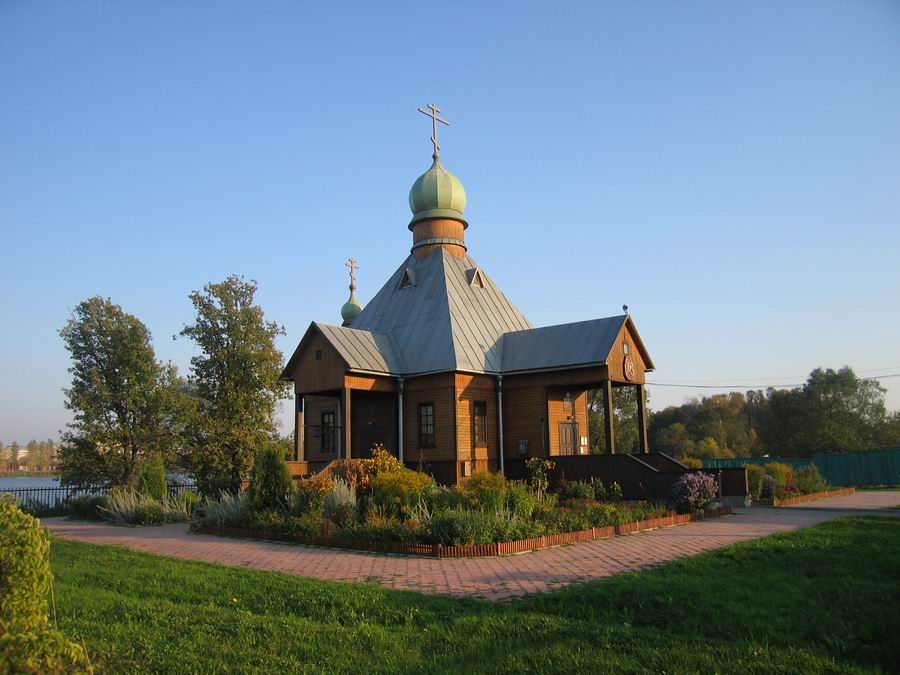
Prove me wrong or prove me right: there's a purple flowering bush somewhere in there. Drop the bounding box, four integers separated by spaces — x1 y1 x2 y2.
671 472 718 513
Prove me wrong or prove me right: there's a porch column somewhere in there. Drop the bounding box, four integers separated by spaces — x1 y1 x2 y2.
497 375 505 477
294 394 305 461
342 388 352 459
398 377 405 464
602 380 616 454
636 384 649 454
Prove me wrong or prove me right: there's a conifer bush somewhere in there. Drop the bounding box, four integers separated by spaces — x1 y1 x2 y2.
0 495 90 672
248 447 294 512
136 453 167 500
793 464 828 495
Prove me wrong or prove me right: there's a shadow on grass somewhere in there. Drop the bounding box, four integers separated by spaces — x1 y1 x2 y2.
50 516 900 673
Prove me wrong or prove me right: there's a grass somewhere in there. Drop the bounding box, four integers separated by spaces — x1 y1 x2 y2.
50 517 900 674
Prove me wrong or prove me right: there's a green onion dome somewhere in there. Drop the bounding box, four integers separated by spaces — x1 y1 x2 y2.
408 157 467 229
341 290 363 325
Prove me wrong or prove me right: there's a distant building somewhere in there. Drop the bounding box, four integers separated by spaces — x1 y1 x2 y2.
281 107 654 484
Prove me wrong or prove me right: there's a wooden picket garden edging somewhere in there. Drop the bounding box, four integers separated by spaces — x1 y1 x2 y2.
193 506 733 559
772 487 855 507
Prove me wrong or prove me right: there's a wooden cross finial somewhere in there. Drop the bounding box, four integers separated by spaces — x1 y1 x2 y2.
346 258 358 290
418 102 450 159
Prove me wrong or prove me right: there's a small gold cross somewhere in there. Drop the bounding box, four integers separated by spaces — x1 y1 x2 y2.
345 258 359 289
418 102 450 159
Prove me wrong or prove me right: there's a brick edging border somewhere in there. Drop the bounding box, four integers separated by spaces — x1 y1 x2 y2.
193 506 733 559
772 487 855 507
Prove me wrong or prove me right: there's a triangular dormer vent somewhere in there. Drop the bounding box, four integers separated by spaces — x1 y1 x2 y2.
466 268 484 288
399 267 416 289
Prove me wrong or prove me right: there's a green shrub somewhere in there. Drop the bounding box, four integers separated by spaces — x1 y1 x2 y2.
371 470 433 519
794 464 828 494
559 480 594 501
197 475 239 499
461 472 507 511
0 495 90 672
505 481 537 520
282 512 330 538
325 478 358 527
593 480 623 503
193 491 250 529
680 457 703 469
763 462 793 488
343 519 421 544
745 464 765 498
67 494 106 520
136 453 167 500
248 447 294 512
290 475 332 515
426 508 541 545
760 475 777 500
422 484 466 513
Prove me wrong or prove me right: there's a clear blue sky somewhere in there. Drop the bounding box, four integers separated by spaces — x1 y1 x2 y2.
2 1 899 443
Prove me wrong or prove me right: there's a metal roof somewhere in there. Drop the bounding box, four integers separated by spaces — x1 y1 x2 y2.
284 249 654 380
349 248 532 375
500 316 628 373
315 322 401 374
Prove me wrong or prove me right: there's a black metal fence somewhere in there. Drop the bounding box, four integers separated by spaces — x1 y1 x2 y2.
0 482 197 516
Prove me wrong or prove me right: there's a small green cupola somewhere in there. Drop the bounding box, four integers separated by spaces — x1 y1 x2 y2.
408 156 468 229
341 258 363 326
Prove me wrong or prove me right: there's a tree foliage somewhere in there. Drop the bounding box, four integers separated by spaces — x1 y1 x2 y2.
179 276 289 488
650 366 900 459
588 386 642 454
58 296 191 487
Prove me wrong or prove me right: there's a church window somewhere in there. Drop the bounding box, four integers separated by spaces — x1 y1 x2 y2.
473 401 487 446
418 403 435 448
321 412 336 453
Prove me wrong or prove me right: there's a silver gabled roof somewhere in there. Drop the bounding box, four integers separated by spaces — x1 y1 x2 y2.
500 316 625 373
349 248 532 375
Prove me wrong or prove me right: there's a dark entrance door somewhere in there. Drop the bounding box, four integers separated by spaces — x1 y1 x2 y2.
559 422 578 456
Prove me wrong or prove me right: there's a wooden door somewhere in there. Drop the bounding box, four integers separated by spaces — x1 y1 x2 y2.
559 422 578 456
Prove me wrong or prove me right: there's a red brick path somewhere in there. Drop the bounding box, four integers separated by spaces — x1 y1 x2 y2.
43 491 900 601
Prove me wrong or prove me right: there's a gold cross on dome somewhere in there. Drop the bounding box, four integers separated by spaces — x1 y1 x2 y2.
418 102 450 159
345 258 359 289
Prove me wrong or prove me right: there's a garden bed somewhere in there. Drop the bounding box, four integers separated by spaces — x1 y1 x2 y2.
193 506 733 558
771 487 855 507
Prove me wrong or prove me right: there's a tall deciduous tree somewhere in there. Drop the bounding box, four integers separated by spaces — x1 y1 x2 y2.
58 296 190 486
179 276 289 489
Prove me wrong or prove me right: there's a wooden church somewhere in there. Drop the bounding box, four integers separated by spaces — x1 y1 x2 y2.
281 105 655 485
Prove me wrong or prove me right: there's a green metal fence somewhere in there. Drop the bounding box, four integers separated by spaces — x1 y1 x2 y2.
702 448 900 487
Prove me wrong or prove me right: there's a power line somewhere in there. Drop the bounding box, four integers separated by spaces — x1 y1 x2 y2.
647 366 900 384
645 373 900 390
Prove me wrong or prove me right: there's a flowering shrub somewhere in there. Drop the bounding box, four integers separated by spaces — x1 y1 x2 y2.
671 472 718 513
331 444 405 490
290 475 332 515
371 470 432 518
462 471 508 511
763 463 793 489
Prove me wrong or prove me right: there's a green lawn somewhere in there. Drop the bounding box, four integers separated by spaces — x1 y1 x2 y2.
50 517 900 674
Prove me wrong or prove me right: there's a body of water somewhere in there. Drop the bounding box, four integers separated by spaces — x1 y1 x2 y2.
0 475 61 490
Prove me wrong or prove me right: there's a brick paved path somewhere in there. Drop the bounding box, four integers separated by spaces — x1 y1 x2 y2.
43 491 900 601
